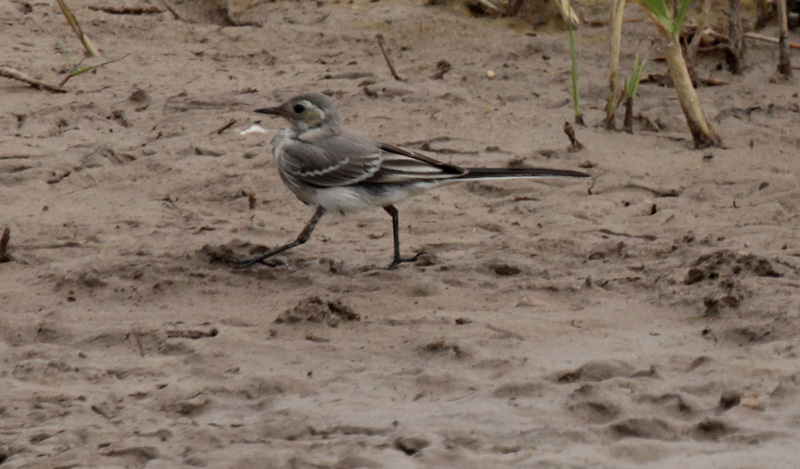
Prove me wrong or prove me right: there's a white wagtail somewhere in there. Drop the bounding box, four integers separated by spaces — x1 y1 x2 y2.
228 92 590 270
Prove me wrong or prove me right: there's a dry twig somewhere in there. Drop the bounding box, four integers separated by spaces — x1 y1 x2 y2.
0 66 65 93
376 34 404 81
88 5 162 15
158 0 184 21
563 121 585 152
212 119 237 135
743 32 800 50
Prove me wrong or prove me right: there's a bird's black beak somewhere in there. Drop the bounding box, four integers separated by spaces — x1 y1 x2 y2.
255 107 290 118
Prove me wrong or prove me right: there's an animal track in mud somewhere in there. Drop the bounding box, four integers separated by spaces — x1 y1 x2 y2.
275 296 360 327
555 360 635 383
552 357 775 448
609 417 678 441
568 398 622 424
419 339 470 359
682 250 783 317
80 147 136 168
492 381 553 399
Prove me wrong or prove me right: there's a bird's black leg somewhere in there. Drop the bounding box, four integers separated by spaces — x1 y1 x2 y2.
227 206 325 269
383 205 424 270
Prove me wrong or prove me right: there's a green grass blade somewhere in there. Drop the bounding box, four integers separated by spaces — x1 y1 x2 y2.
627 42 652 98
55 38 73 64
638 0 672 30
69 53 130 77
68 56 87 75
672 0 693 35
637 0 670 21
628 53 644 97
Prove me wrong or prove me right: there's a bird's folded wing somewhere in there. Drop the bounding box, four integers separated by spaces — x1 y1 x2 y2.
279 138 467 187
278 139 382 187
365 143 467 183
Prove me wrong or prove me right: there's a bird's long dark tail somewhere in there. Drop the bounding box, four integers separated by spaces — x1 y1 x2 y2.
460 167 590 179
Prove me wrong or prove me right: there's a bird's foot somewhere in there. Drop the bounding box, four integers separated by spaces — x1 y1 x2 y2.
386 251 425 270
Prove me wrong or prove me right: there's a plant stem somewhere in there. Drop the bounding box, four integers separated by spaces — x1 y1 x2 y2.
555 0 581 28
635 0 722 148
727 0 743 73
606 0 626 130
624 95 634 133
568 21 584 125
662 36 721 148
56 0 99 57
777 0 792 76
744 32 800 50
686 0 712 64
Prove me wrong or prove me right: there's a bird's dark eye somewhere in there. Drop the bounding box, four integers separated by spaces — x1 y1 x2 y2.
293 104 305 113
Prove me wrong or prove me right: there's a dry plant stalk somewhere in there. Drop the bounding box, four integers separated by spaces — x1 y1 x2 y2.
744 32 800 50
158 0 184 20
728 0 744 73
635 0 722 148
555 0 581 27
624 94 635 133
563 121 584 151
777 0 792 76
623 45 650 134
57 0 99 56
662 38 721 147
686 0 713 64
568 19 584 125
0 66 65 93
88 5 162 15
606 0 626 130
376 34 403 81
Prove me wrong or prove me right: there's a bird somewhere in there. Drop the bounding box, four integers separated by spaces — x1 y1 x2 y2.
227 92 590 270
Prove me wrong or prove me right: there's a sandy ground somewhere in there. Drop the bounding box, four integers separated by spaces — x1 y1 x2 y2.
3 0 800 467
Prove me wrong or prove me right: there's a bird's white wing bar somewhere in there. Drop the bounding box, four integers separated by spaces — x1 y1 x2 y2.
279 138 382 187
364 142 468 184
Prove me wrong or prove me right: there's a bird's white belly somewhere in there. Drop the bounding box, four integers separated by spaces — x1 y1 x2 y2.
312 182 440 214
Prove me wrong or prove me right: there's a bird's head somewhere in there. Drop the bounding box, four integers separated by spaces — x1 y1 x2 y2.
255 92 341 138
